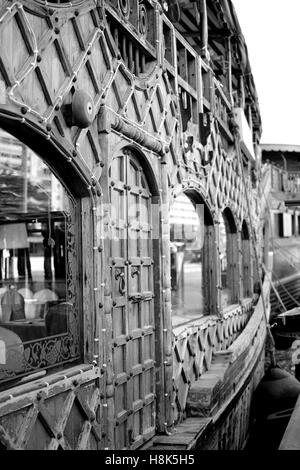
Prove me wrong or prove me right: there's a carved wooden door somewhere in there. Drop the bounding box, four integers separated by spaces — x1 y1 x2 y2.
109 150 156 449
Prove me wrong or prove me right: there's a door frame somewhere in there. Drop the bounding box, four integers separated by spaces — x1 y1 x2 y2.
107 145 164 448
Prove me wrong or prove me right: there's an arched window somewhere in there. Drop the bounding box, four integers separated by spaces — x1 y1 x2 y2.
0 129 79 388
219 208 239 308
170 192 216 323
241 221 252 298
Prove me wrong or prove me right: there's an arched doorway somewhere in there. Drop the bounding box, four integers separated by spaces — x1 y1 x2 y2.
170 191 216 323
170 193 204 321
109 148 156 449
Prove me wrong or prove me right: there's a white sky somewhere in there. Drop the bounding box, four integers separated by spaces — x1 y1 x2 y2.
232 0 300 145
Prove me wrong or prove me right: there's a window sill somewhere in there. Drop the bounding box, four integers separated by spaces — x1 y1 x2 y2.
221 303 241 315
0 363 99 404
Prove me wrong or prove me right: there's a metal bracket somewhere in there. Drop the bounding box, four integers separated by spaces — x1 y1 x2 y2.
131 267 140 278
115 269 126 294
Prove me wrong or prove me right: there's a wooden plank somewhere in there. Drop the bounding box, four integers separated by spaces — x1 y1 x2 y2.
146 416 212 449
150 444 187 450
101 147 116 450
81 197 95 364
160 154 173 429
177 74 197 99
77 421 92 450
0 365 98 416
16 404 39 449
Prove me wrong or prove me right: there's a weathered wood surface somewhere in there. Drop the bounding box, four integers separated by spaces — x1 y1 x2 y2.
0 0 256 228
265 164 300 204
109 150 156 448
0 365 103 450
172 298 253 423
0 0 264 450
145 277 269 450
141 416 212 450
186 278 268 420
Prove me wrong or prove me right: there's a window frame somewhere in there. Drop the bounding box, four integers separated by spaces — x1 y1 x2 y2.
241 220 252 299
0 131 82 390
170 190 217 321
220 208 239 307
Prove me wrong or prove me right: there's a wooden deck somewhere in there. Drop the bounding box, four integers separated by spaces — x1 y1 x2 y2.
141 276 270 450
141 417 212 450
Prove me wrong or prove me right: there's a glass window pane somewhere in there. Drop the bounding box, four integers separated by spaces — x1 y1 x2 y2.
220 210 237 308
219 216 229 308
0 129 77 386
242 222 251 298
170 194 205 323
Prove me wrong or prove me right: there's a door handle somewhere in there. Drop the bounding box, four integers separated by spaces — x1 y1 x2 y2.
115 269 126 295
131 268 140 278
129 294 144 302
115 270 124 280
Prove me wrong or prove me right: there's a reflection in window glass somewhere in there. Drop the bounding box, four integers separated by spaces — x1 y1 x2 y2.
219 216 229 308
0 129 74 385
170 194 204 324
220 210 238 308
241 221 251 299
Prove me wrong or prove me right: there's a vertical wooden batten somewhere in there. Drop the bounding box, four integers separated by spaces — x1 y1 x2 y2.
160 153 173 431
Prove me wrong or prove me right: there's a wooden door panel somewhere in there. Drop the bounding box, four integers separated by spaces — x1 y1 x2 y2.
110 188 126 259
141 263 153 295
110 150 156 449
110 155 127 260
142 299 154 327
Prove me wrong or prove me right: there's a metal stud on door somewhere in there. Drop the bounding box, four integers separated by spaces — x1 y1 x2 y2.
109 150 156 449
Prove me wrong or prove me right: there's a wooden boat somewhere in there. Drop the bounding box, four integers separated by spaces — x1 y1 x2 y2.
0 0 279 450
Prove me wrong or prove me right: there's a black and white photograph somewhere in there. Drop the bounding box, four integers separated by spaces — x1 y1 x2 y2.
0 0 299 457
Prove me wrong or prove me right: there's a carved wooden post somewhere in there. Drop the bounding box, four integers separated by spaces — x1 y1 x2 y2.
98 105 115 449
160 152 174 432
215 217 222 316
151 188 165 434
81 197 95 365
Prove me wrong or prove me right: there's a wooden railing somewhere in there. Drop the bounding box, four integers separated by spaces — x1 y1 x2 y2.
172 298 253 423
213 79 233 141
287 172 300 192
268 164 300 193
